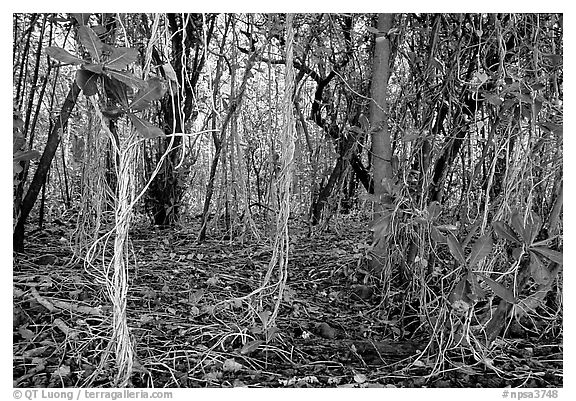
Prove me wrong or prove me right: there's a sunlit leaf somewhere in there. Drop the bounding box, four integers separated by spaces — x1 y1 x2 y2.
162 63 178 81
240 340 263 355
107 69 147 89
82 63 104 75
78 25 103 63
128 113 165 138
106 47 139 70
45 46 84 65
222 358 243 372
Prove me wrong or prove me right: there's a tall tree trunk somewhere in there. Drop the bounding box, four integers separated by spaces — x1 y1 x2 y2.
198 49 258 241
368 14 393 272
13 82 81 252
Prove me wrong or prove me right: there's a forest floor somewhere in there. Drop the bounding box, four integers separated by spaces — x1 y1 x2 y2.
13 217 562 388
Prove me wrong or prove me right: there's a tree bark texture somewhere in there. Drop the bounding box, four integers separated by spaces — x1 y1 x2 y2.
368 14 393 271
13 82 81 252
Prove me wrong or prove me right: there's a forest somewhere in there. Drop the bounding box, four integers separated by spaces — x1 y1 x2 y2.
13 13 563 389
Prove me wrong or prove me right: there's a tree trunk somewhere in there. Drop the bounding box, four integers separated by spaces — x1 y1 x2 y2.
13 82 81 252
368 14 394 272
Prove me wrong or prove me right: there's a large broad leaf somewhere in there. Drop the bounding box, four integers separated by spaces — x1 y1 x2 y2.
78 25 103 63
511 211 531 244
45 46 84 65
107 69 147 89
128 113 165 138
130 78 167 111
480 275 516 304
106 47 139 70
71 13 91 25
13 149 40 163
524 211 542 246
530 246 563 265
82 63 104 75
529 251 552 285
468 234 493 268
492 221 521 244
76 69 99 96
446 232 466 265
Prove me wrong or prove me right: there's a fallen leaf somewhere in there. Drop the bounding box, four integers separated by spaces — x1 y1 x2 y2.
223 358 243 372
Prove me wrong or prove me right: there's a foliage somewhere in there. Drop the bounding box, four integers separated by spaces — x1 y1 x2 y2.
45 22 165 138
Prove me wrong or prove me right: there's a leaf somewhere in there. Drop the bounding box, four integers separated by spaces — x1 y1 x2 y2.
106 47 139 70
75 69 99 96
369 214 391 238
524 211 542 246
71 13 91 25
45 46 84 65
13 116 24 130
82 63 104 75
18 327 35 340
103 76 129 106
468 234 493 267
492 221 520 244
430 226 446 244
13 150 40 163
162 63 178 81
77 25 103 63
467 271 486 301
240 340 263 355
480 275 516 304
51 365 71 378
539 121 563 135
530 246 563 265
529 251 552 285
128 113 165 138
446 232 466 265
130 78 167 111
107 69 147 89
448 276 472 305
511 211 529 244
427 201 442 221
